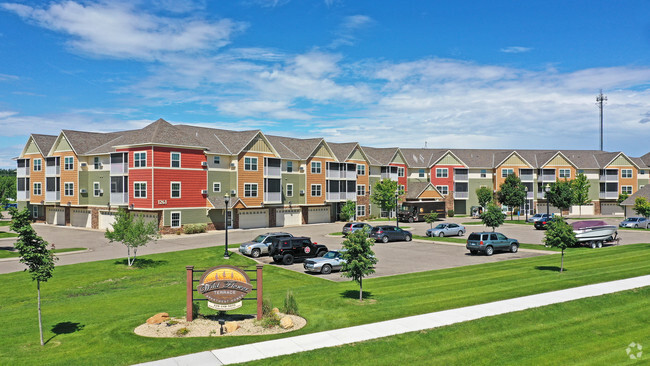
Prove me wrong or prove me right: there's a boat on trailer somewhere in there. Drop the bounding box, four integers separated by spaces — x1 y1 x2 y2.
571 220 618 248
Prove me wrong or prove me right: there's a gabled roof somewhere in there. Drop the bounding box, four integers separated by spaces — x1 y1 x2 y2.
640 152 650 167
537 150 577 169
175 125 261 155
429 149 468 168
62 130 126 155
265 135 323 160
448 149 504 168
405 182 443 200
593 151 621 168
399 148 445 168
621 184 650 206
327 142 362 162
599 152 640 169
22 134 57 157
361 146 399 166
207 196 243 209
494 150 533 168
110 119 205 150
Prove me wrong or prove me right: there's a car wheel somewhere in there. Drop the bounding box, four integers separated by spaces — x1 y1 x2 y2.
320 264 332 275
251 249 261 258
634 224 639 228
470 250 478 255
282 254 294 265
317 250 326 257
381 235 389 243
458 230 464 236
404 234 412 242
408 217 414 223
590 241 597 249
438 232 445 237
485 246 494 256
510 244 518 253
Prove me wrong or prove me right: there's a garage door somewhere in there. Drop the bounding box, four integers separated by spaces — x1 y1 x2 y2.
308 206 330 224
134 212 159 226
569 205 595 216
99 211 117 230
71 209 91 228
536 204 561 214
276 208 302 227
46 207 65 226
600 202 623 216
239 209 269 229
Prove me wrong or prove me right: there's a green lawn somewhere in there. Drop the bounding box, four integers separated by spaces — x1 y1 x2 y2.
0 247 87 259
2 243 650 365
248 286 650 365
0 232 18 239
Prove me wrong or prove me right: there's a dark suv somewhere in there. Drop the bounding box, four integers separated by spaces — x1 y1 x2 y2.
369 225 412 243
466 232 519 256
268 237 329 265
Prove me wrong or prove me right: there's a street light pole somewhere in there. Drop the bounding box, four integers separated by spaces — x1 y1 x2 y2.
545 184 550 217
524 186 528 222
395 190 399 228
224 195 230 259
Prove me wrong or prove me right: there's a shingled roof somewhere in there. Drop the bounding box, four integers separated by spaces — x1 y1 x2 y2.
361 146 399 166
175 125 261 155
266 135 324 160
405 181 437 199
62 130 126 155
30 134 57 156
327 142 361 162
400 148 446 168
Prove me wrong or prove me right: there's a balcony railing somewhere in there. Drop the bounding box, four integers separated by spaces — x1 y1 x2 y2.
539 174 556 182
343 170 356 179
537 192 547 199
453 191 469 199
599 174 618 182
599 192 619 199
264 165 281 178
110 192 129 205
17 190 30 201
17 166 29 177
527 191 534 199
45 165 60 176
326 192 341 201
344 192 357 201
454 174 468 181
326 169 341 179
380 172 398 180
45 191 60 202
519 174 534 181
110 162 128 175
264 191 282 203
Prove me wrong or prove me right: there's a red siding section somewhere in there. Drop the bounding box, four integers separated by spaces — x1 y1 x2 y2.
430 165 463 192
390 163 408 190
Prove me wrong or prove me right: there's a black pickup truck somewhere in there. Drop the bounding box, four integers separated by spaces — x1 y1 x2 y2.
269 237 328 265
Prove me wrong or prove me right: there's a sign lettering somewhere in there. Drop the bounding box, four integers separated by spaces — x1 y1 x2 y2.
197 265 253 304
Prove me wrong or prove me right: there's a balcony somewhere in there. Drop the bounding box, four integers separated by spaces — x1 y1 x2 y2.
17 190 30 201
599 191 619 199
527 191 534 199
45 164 60 176
264 191 282 204
343 169 356 180
539 174 555 182
45 191 60 202
344 192 357 201
326 169 341 179
537 192 547 199
17 166 29 177
110 192 129 205
453 191 469 199
264 158 281 178
110 162 128 175
454 169 468 181
599 172 618 182
326 192 341 201
520 173 534 181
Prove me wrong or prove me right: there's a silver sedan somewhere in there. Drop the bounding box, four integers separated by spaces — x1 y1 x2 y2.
426 223 466 237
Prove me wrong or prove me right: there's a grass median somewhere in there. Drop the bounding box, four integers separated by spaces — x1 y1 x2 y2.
0 247 87 259
1 243 650 365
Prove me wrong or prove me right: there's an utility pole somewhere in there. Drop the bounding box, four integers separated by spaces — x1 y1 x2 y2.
596 89 607 151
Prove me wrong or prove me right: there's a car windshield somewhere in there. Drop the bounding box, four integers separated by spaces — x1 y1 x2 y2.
627 218 639 222
323 251 338 259
344 223 352 228
252 235 266 243
434 224 446 229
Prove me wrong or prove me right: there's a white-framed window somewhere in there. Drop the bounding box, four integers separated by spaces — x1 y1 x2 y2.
171 182 181 198
286 183 293 197
286 161 293 173
64 182 74 196
213 156 220 165
501 168 514 178
94 157 101 170
134 152 147 168
171 212 181 228
480 169 487 178
400 184 405 193
357 164 365 176
32 206 39 218
64 156 74 170
171 152 181 168
311 161 321 174
33 182 42 195
436 185 448 195
622 185 633 194
622 169 633 178
213 182 221 192
33 159 42 172
419 169 425 178
311 184 322 197
559 169 571 178
93 182 101 197
244 183 258 197
398 167 405 177
357 184 366 196
244 157 257 171
356 205 366 218
436 168 448 178
134 182 147 198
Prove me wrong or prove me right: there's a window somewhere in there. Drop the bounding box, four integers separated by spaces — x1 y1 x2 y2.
213 182 221 192
134 152 147 168
311 161 321 174
356 205 366 217
244 157 258 171
134 182 147 198
559 169 571 178
213 156 220 165
93 182 101 197
578 169 584 174
641 170 646 175
94 157 101 170
400 185 405 193
171 182 181 198
622 186 633 194
622 169 633 178
32 206 39 218
33 159 42 172
419 169 425 178
171 152 181 168
244 183 258 197
436 168 448 178
357 184 366 196
311 184 322 197
171 212 181 228
501 168 514 177
398 167 405 177
357 164 365 175
286 161 293 172
436 185 448 195
480 169 487 178
286 184 293 197
33 182 42 195
64 182 74 196
64 156 74 170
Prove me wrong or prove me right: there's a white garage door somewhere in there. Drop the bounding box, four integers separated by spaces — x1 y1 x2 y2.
536 204 561 214
308 206 330 224
99 211 117 230
46 207 65 226
71 209 91 228
569 205 595 216
276 208 302 227
239 209 269 229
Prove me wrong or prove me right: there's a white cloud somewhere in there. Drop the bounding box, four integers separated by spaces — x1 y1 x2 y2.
501 46 533 53
329 15 373 49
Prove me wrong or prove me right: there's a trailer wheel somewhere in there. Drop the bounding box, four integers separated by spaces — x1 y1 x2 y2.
590 241 597 249
597 241 603 248
408 217 414 223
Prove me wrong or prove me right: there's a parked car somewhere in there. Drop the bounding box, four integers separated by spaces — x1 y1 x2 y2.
426 223 465 237
238 232 293 258
2 203 17 209
342 222 372 236
527 213 552 223
369 225 412 243
304 250 347 274
619 217 650 229
466 232 519 256
268 237 328 265
534 217 557 230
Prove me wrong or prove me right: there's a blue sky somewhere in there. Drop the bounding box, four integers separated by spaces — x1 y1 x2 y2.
2 0 650 168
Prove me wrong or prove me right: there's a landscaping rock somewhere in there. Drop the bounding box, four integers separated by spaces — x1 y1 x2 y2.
271 307 280 315
224 321 240 333
280 316 293 329
146 313 170 324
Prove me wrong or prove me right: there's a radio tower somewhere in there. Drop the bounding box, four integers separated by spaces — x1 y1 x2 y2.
596 90 607 151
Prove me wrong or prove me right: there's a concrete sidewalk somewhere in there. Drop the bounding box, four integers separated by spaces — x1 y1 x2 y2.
136 274 650 366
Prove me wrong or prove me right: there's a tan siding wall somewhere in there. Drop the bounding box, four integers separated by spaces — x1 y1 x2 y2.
28 154 45 204
55 151 79 205
245 136 273 153
238 152 273 207
610 155 633 167
420 187 443 199
313 144 333 158
306 157 329 205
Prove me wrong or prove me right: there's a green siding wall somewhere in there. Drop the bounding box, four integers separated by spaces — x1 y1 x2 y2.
282 173 305 205
639 179 649 189
208 171 235 195
467 179 493 209
78 171 111 206
163 208 209 226
588 179 600 201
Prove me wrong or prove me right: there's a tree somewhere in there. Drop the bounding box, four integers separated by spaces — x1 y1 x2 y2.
424 211 438 229
370 179 400 216
0 175 16 203
543 216 576 273
496 174 526 220
633 197 650 218
618 193 630 218
105 208 160 266
476 186 493 209
481 203 505 231
571 173 591 218
10 208 57 346
339 200 357 221
341 229 378 301
546 180 573 216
